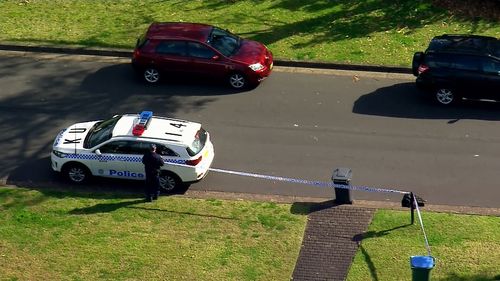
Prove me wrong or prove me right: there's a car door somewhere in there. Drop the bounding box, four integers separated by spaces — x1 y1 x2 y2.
122 142 181 180
154 40 190 75
479 58 500 100
186 41 229 79
450 55 483 99
93 140 135 179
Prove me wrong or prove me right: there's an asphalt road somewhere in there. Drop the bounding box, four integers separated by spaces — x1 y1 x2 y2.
1 51 500 208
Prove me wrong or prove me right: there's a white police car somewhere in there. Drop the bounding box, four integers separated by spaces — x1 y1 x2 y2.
51 111 214 192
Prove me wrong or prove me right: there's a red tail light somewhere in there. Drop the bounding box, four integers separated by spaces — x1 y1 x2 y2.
417 64 429 75
133 49 140 59
186 156 202 166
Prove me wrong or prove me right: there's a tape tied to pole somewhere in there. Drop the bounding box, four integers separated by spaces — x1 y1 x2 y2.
208 167 410 195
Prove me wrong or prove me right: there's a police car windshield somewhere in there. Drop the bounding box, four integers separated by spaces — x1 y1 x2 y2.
84 115 122 148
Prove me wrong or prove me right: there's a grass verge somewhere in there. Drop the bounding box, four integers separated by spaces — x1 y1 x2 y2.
348 209 500 281
0 187 306 281
0 0 498 66
1 186 499 280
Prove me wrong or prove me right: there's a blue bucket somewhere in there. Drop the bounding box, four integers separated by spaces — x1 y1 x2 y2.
410 256 435 269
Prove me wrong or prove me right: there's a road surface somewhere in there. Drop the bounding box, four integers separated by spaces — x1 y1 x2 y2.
1 51 500 208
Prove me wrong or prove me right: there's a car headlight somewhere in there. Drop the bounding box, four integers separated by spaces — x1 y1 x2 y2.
249 63 264 72
52 150 67 158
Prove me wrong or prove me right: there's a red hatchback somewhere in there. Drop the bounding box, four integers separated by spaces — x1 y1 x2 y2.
132 22 273 89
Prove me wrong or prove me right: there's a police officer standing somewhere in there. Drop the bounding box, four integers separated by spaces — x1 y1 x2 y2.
142 144 164 202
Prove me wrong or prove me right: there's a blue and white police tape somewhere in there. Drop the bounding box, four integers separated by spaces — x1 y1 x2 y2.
163 160 409 195
208 166 431 255
208 167 410 195
164 161 431 253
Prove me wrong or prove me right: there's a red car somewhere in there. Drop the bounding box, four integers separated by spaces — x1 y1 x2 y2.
132 22 273 89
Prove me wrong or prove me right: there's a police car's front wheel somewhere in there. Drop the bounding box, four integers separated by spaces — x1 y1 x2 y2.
63 163 90 184
159 172 182 193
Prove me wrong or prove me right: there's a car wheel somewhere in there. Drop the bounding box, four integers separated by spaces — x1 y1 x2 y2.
159 172 182 193
435 88 455 105
228 72 246 89
63 163 90 184
143 68 160 83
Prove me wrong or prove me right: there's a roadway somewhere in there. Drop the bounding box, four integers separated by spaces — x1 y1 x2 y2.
1 51 500 208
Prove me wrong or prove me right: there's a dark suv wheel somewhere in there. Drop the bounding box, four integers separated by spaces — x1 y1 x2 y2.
435 88 456 105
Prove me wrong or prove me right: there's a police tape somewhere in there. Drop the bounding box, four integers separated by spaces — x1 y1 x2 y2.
166 161 431 254
209 166 431 255
208 167 410 195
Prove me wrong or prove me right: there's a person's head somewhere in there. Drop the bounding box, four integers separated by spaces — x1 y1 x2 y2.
149 144 156 152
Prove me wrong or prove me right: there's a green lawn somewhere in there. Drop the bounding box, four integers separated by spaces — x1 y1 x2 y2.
0 0 498 66
1 186 499 281
348 210 500 281
0 187 306 281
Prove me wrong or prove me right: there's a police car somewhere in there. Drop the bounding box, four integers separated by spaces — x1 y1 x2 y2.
51 111 214 192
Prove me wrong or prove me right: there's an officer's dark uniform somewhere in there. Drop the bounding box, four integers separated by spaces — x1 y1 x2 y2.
142 144 164 202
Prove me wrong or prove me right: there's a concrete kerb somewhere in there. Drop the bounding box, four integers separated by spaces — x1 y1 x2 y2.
184 190 500 217
0 43 414 80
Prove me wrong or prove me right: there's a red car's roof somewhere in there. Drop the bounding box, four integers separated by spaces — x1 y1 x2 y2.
146 22 213 42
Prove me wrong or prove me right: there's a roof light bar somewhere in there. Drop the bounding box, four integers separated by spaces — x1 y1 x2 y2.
133 111 153 136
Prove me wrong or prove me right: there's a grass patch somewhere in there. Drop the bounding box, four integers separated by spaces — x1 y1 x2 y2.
347 209 500 281
0 187 306 281
1 186 499 280
0 0 498 66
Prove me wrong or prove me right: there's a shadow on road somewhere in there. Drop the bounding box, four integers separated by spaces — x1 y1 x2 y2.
353 82 500 121
81 63 251 98
0 56 255 188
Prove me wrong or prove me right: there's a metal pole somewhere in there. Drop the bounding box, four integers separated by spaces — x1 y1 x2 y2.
410 192 415 225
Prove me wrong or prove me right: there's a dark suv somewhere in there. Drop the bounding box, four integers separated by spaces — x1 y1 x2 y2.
412 34 500 105
132 22 273 89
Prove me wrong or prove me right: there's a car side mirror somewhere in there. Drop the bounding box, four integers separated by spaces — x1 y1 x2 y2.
95 149 102 156
212 55 220 60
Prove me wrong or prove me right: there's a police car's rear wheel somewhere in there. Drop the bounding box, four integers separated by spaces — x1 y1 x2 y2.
159 172 181 193
64 163 90 184
144 68 160 83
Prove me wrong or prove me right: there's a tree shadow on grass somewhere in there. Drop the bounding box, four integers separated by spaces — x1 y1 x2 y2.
127 206 238 221
358 244 380 281
352 223 413 281
4 0 498 61
69 199 146 214
192 0 446 45
437 273 500 281
354 223 412 241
